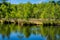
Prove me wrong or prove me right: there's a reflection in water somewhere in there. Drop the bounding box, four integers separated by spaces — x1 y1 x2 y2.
0 23 60 40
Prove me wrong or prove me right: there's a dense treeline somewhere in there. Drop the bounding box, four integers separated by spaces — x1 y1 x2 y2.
0 1 60 19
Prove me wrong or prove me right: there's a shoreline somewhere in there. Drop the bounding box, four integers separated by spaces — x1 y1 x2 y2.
0 18 60 26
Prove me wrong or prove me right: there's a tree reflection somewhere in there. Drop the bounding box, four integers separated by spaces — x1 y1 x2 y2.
23 27 31 38
39 26 60 40
0 24 60 40
0 24 10 40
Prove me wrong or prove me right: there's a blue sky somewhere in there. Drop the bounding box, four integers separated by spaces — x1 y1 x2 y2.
8 0 49 4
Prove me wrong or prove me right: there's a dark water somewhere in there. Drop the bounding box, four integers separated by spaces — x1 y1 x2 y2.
0 23 60 40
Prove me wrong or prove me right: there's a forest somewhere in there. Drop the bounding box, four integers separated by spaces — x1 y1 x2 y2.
0 1 60 19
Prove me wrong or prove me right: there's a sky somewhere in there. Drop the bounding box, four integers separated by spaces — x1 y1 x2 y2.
8 0 49 4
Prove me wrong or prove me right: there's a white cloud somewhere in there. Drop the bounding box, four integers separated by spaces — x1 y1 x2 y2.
38 0 43 3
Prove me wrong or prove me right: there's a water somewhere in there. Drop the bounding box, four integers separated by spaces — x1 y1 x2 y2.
0 24 60 40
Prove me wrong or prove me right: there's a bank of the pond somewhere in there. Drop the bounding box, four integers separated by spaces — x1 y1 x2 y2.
0 18 60 26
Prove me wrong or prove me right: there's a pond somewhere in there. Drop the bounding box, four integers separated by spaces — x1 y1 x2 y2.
0 23 60 40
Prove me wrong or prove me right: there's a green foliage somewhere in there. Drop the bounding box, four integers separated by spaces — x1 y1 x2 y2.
0 1 60 19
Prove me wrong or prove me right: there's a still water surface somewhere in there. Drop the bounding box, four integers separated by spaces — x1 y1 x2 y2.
0 24 60 40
